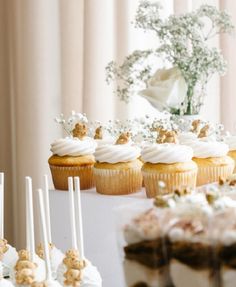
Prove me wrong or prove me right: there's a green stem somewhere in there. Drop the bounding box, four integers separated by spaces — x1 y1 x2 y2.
186 86 194 115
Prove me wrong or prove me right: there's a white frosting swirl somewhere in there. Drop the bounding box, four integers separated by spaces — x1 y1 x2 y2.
141 143 193 164
178 132 198 145
94 143 140 163
224 135 236 151
50 137 97 156
185 139 229 158
95 136 115 147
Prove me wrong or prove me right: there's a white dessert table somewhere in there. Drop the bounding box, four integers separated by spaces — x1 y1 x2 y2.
50 188 148 287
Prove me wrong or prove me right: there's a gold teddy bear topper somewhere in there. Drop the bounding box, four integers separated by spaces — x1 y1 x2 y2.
198 124 210 138
191 119 201 134
115 132 131 145
72 123 88 140
94 126 103 140
155 127 178 144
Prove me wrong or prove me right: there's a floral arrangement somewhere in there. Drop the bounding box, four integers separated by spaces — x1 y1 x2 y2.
106 1 234 115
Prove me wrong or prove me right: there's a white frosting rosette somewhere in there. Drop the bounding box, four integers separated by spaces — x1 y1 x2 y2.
224 135 236 151
50 137 97 156
186 139 229 158
95 136 115 147
94 143 141 163
141 143 193 164
178 132 198 145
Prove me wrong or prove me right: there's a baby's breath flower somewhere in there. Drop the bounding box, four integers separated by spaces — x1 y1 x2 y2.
106 1 234 115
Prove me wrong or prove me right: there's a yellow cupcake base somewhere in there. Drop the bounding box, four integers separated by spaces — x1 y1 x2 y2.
193 156 235 186
94 160 142 195
48 155 95 190
142 161 198 198
228 150 236 173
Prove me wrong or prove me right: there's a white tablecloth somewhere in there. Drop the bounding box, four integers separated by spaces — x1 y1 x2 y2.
49 188 148 287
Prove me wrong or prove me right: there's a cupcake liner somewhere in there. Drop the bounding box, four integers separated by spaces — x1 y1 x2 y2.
94 168 142 195
196 164 234 186
142 169 197 198
49 165 94 190
233 160 236 173
228 151 236 173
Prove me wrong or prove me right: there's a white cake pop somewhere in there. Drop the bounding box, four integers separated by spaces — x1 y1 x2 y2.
57 250 102 287
36 176 64 277
0 173 18 277
33 189 62 287
10 177 46 284
57 177 102 287
0 262 14 287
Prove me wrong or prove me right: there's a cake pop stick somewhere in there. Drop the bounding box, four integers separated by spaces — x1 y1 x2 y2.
68 177 78 250
25 177 35 261
43 175 52 243
0 173 4 239
74 177 84 259
37 189 53 281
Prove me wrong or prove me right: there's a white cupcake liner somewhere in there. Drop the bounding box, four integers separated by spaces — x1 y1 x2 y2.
94 167 142 195
49 165 94 190
196 164 234 186
142 170 197 198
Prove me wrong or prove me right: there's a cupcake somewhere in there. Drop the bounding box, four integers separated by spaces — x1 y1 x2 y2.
141 141 197 198
93 132 142 195
185 138 234 186
224 135 236 173
48 123 97 190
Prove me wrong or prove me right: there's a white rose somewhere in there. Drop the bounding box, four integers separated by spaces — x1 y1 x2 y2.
140 67 187 111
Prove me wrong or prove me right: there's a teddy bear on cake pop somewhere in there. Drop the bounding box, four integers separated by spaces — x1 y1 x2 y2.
15 250 37 285
31 282 47 287
0 239 8 259
64 269 83 287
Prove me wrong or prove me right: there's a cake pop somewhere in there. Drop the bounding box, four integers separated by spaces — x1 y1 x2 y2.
57 177 102 287
0 172 18 277
36 176 64 278
34 189 62 287
10 177 46 284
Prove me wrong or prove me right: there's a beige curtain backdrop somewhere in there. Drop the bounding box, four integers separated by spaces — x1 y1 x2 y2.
0 0 235 248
